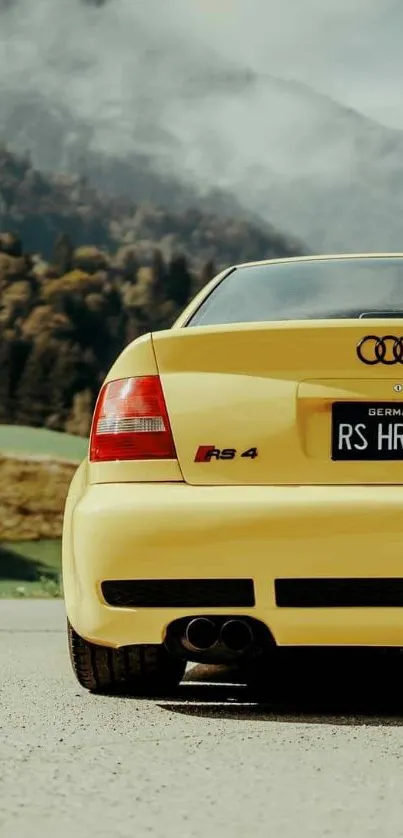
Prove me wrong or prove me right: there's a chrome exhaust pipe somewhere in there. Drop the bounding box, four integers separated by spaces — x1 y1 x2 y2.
184 617 218 652
220 619 254 653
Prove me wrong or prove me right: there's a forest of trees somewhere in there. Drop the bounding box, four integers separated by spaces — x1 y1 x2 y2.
0 146 306 436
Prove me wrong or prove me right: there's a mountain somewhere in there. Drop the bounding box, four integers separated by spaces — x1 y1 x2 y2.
3 0 403 440
230 74 403 254
0 145 305 265
2 0 403 253
2 57 403 254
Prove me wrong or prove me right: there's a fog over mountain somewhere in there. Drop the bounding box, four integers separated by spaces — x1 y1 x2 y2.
1 0 403 252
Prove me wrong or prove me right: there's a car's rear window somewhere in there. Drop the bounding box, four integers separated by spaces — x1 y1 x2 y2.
186 258 403 326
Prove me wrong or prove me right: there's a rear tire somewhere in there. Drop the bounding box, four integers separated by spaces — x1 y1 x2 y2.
67 620 186 696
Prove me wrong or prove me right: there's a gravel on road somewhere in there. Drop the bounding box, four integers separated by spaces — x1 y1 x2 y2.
2 601 403 838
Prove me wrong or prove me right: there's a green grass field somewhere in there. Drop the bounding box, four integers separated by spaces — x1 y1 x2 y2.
0 424 88 461
0 539 62 598
0 425 88 598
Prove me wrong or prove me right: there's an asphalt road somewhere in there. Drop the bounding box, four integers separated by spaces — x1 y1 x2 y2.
2 602 403 838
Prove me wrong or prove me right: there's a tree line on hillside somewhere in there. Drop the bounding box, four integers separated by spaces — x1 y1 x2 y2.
0 147 304 266
0 231 219 436
0 147 306 437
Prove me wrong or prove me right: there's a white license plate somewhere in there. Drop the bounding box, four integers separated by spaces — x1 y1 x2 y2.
332 401 403 460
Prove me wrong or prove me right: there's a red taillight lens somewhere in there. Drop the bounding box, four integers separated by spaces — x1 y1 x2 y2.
89 376 177 462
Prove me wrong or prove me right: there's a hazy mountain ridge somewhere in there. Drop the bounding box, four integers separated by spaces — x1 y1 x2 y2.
2 65 403 253
242 74 403 253
2 0 403 253
0 0 403 251
0 144 305 265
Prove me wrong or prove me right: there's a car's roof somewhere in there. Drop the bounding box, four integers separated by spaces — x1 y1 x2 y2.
234 252 403 270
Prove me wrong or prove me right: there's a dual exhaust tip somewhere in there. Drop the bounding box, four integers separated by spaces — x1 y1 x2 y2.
184 616 254 654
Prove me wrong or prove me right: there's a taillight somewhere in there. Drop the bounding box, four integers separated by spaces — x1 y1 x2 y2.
89 376 177 462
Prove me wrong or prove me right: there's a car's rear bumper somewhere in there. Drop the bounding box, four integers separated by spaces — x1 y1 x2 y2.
63 482 403 649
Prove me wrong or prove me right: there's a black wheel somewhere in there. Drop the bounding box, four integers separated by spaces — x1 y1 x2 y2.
67 620 186 696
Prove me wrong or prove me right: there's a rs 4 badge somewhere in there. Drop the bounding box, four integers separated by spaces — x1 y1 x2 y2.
194 446 258 462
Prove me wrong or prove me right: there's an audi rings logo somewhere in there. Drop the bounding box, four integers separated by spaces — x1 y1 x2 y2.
357 335 403 365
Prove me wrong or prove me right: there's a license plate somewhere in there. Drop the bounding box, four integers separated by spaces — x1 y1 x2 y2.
332 401 403 460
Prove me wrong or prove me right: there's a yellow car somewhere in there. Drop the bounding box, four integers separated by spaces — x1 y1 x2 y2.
63 253 403 694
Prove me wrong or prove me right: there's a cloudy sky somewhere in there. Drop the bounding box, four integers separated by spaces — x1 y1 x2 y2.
176 0 403 128
1 0 401 132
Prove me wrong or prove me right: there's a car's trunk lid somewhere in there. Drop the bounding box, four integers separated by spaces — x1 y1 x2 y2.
152 320 403 485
